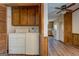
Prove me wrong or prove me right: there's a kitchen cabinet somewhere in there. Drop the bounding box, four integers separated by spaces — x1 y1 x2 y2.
12 7 20 25
12 6 39 26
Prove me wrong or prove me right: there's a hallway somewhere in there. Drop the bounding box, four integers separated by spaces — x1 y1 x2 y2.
48 37 79 56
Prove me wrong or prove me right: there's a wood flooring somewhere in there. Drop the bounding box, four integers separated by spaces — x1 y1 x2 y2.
48 37 79 56
1 36 79 56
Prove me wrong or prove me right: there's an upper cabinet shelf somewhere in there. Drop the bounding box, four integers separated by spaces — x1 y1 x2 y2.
12 6 40 26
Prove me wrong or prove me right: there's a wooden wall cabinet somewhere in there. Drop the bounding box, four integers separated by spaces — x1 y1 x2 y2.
28 8 35 25
36 7 39 26
12 7 20 25
12 6 39 26
20 7 28 25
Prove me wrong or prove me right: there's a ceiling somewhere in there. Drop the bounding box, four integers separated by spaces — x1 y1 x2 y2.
48 3 79 20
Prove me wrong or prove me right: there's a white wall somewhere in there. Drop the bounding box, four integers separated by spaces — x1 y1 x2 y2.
53 19 60 40
58 14 64 42
53 14 64 42
44 3 48 37
48 19 54 22
72 9 79 34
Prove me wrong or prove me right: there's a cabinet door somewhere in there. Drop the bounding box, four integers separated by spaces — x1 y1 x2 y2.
20 7 28 25
35 7 39 26
28 8 35 25
12 7 20 25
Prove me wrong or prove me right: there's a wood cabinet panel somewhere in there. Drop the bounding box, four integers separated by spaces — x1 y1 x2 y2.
12 7 20 25
28 8 35 25
20 7 28 25
12 6 39 26
36 7 39 25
